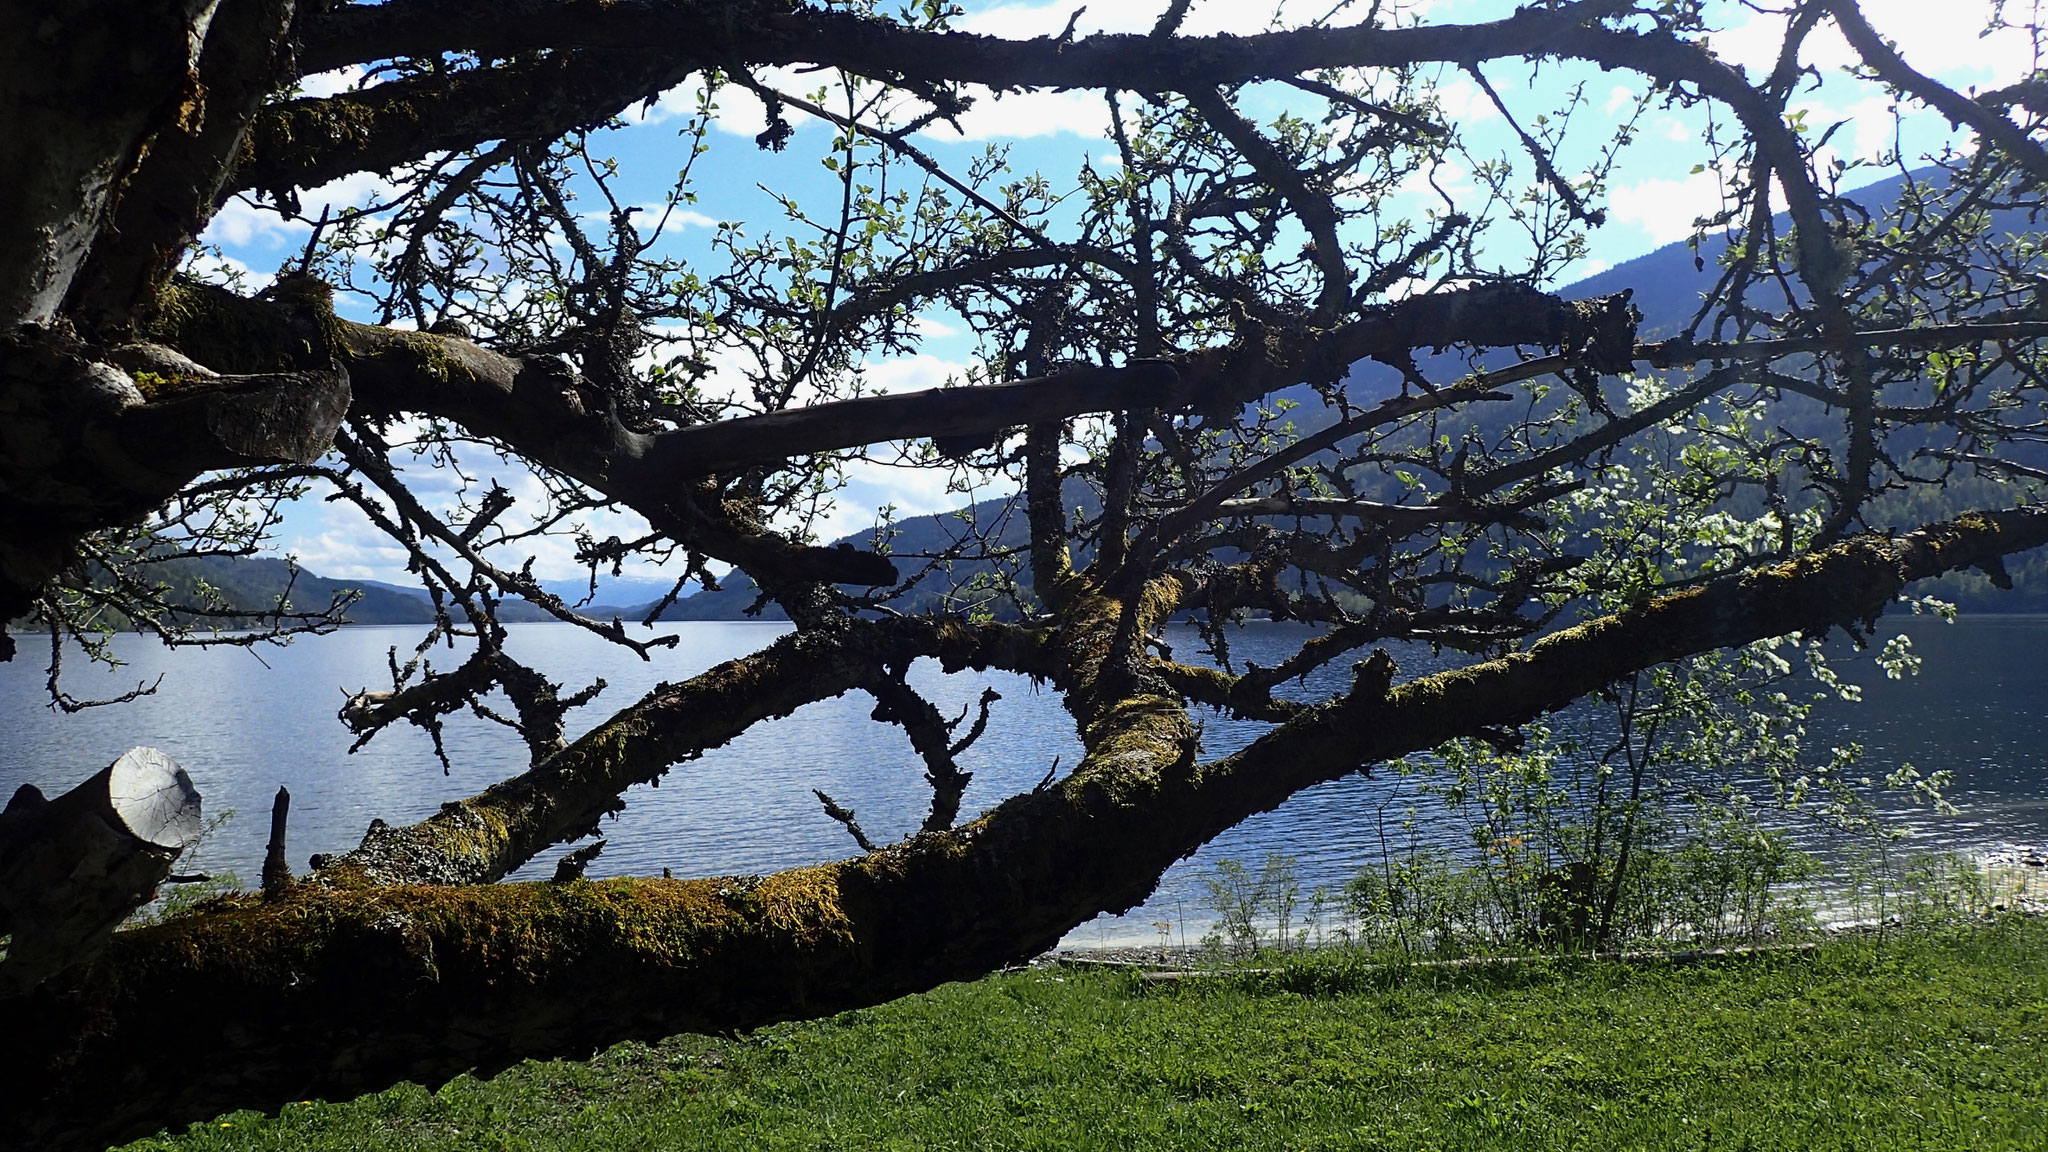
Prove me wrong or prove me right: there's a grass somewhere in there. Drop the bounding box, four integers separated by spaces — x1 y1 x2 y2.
127 918 2048 1152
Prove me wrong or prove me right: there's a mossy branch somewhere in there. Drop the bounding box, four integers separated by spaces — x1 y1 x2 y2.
7 510 2048 1152
311 616 1053 887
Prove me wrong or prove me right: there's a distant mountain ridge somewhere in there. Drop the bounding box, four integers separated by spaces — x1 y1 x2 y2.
4 554 650 633
164 555 436 625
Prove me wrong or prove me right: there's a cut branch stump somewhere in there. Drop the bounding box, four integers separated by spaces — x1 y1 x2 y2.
0 747 201 996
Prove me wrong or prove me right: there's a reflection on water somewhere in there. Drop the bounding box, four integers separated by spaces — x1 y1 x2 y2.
2 615 2044 946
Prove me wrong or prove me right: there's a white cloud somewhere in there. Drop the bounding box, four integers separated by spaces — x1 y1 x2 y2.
1843 97 1908 164
204 199 295 249
911 314 961 340
578 205 720 233
1705 10 1805 77
288 166 395 219
859 353 972 394
201 170 397 250
1429 78 1501 126
1710 1 2039 87
1607 168 1731 246
706 86 776 139
284 528 412 582
922 86 1113 141
295 66 365 100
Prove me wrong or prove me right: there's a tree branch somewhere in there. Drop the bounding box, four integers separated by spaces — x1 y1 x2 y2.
64 0 299 333
1183 87 1352 320
11 506 2044 1152
235 50 701 200
297 0 1637 90
0 323 348 643
1824 0 2048 187
864 674 977 833
309 616 1052 887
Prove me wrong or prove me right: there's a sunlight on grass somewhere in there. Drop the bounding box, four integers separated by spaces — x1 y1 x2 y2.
127 919 2048 1151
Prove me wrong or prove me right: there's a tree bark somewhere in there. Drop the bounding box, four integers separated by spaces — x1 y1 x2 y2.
0 325 349 644
63 0 299 335
295 0 1633 96
0 747 202 996
0 0 217 326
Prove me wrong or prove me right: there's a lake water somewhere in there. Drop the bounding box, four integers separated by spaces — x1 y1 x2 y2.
3 615 2045 946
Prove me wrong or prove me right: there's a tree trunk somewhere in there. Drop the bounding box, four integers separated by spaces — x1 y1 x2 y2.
0 0 216 327
4 510 2044 1152
0 747 202 995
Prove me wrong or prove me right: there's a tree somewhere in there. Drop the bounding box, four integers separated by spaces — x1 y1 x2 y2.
4 1 2048 1147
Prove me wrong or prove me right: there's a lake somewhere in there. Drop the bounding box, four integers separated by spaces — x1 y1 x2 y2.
3 615 2045 946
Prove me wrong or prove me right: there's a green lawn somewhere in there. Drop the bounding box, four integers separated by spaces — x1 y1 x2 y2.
128 919 2048 1152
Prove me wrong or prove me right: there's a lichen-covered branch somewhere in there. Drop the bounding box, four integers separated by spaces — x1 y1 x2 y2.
310 616 1053 887
10 508 2044 1152
1154 661 1306 722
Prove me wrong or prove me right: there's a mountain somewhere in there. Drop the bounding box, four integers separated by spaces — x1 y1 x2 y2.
4 555 652 633
645 481 1101 622
68 554 437 628
645 168 2048 619
171 554 443 624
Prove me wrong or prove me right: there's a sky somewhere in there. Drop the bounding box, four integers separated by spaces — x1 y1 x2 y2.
194 0 2048 593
